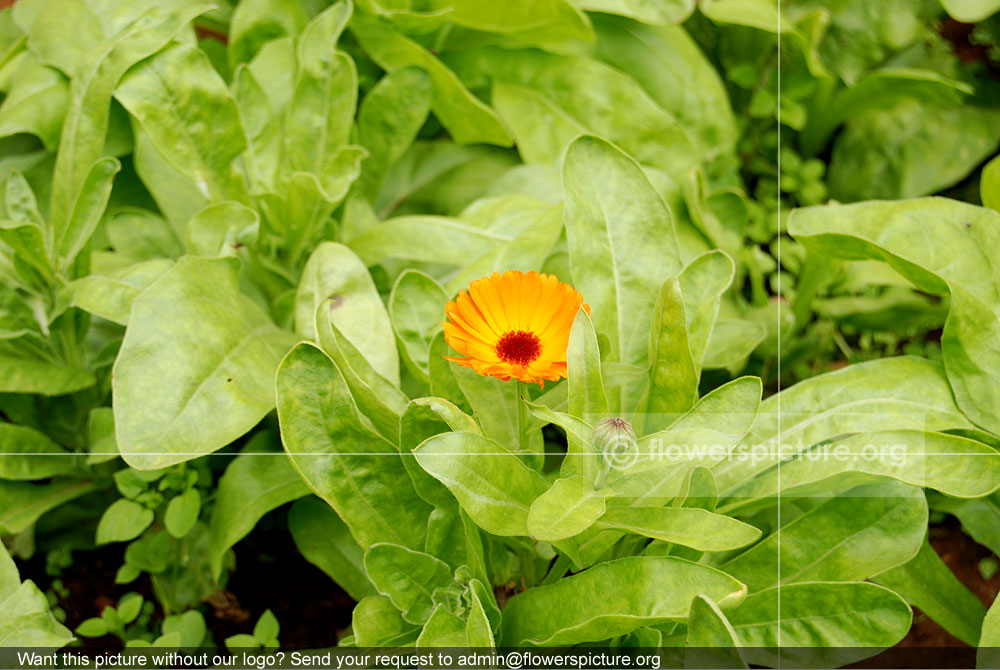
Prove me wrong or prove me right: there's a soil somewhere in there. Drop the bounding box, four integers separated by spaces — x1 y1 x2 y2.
19 506 353 653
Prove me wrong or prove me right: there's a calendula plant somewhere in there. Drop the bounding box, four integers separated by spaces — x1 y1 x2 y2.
2 0 1000 664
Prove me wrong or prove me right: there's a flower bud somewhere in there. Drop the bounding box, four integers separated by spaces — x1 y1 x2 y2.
593 417 637 471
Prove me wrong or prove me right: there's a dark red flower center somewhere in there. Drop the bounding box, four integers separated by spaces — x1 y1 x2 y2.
496 330 542 366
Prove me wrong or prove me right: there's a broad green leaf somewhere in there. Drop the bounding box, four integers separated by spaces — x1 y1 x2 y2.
713 356 975 495
0 543 20 600
567 308 607 419
288 497 377 602
67 258 173 325
801 69 972 156
980 594 1000 668
0 355 95 395
416 605 467 647
352 595 420 646
105 208 183 261
185 201 259 257
873 539 985 647
57 156 120 271
228 0 309 68
283 3 356 193
500 556 746 646
0 422 80 480
450 364 523 453
276 342 431 550
941 0 1000 23
354 67 432 203
677 251 735 372
296 242 399 384
0 52 68 150
413 431 548 536
723 431 1000 509
591 15 735 159
723 481 927 591
644 278 697 420
207 434 310 580
828 101 1000 201
96 499 154 544
573 0 694 25
0 478 96 534
43 3 211 230
790 200 1000 434
389 270 448 381
232 64 280 192
685 595 748 670
165 488 200 538
399 397 480 510
699 0 782 30
465 584 495 648
701 319 767 370
729 582 911 667
425 0 591 41
114 257 296 469
364 543 453 624
526 478 611 542
491 83 587 166
316 305 408 442
162 610 207 647
131 125 209 231
0 579 74 646
115 42 249 206
349 215 509 266
983 154 1000 213
447 49 697 176
597 506 760 552
562 136 681 411
349 16 511 147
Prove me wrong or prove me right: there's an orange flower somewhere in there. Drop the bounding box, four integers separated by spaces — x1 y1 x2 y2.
442 271 589 386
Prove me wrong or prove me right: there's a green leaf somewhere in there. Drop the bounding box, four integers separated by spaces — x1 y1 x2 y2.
296 242 398 384
163 610 207 647
96 499 154 545
590 15 734 158
288 497 377 602
275 342 431 550
364 543 453 625
0 355 95 395
67 258 173 325
526 478 611 542
354 67 432 203
57 156 120 270
0 52 68 150
0 422 79 480
283 3 356 189
685 595 748 670
567 308 608 419
723 481 927 591
164 488 201 539
714 357 974 496
228 0 308 68
500 556 746 645
114 42 249 206
114 257 296 469
982 154 1000 213
729 582 911 667
644 278 698 420
349 16 510 147
828 101 1000 201
413 431 548 536
208 435 310 579
466 584 495 647
253 609 279 644
790 200 1000 435
597 505 760 552
425 0 591 41
874 538 985 647
349 215 509 266
75 617 109 638
980 593 1000 668
0 478 96 534
185 201 259 257
677 250 735 372
942 0 1000 23
117 593 143 625
352 595 420 646
572 0 694 24
416 605 466 647
389 270 448 381
562 135 681 411
928 491 1000 557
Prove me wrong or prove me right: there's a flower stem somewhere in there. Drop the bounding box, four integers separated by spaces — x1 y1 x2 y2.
516 380 530 453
